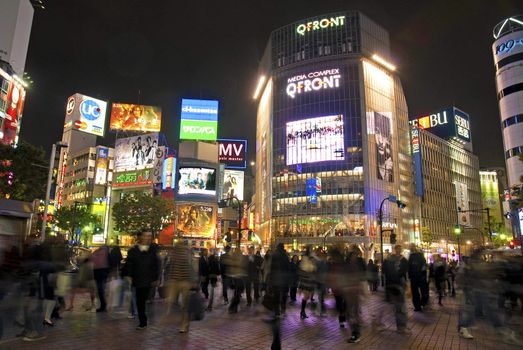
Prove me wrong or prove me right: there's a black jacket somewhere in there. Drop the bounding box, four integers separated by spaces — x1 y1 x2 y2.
408 252 427 280
123 244 160 288
383 254 408 286
269 249 290 288
199 256 210 277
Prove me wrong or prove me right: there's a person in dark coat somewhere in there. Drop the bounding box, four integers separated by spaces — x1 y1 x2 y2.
367 259 379 292
433 254 447 306
219 246 231 305
122 230 160 330
289 255 299 302
408 244 429 311
268 243 290 317
199 249 210 299
245 247 263 305
206 250 220 310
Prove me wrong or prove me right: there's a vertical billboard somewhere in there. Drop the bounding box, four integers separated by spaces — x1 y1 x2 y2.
162 156 177 190
286 114 344 165
410 126 424 196
222 169 244 200
306 178 317 204
0 67 26 147
455 181 470 226
64 93 108 137
114 133 159 172
373 112 394 182
218 139 247 169
94 147 109 185
179 99 218 141
109 103 162 132
176 204 215 238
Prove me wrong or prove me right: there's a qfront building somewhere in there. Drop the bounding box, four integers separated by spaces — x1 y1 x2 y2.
254 12 415 249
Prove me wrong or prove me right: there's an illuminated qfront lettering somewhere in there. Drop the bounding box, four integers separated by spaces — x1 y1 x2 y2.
286 69 341 98
296 16 346 36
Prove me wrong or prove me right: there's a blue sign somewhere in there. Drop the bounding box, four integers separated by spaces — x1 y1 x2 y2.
79 99 102 121
181 99 219 122
306 178 317 204
98 147 108 159
410 126 424 197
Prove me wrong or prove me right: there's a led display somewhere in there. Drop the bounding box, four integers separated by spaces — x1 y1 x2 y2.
109 103 161 132
179 99 218 141
286 114 344 165
178 167 216 196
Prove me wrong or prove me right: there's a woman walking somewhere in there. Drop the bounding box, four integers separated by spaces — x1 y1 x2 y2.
298 247 317 319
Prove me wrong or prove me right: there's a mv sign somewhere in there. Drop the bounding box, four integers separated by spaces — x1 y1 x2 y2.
218 139 247 169
286 68 341 98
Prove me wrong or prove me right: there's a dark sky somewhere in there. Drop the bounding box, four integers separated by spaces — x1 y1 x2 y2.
20 0 521 168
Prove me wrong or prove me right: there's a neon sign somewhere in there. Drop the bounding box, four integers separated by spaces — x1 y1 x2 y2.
296 16 346 36
286 69 341 98
495 37 523 56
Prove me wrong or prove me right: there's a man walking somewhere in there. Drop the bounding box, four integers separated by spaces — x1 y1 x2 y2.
123 230 160 330
199 249 210 299
220 246 231 305
408 244 429 311
382 244 410 334
245 247 263 305
92 245 110 312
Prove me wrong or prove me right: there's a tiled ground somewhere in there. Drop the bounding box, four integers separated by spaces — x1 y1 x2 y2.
1 284 521 350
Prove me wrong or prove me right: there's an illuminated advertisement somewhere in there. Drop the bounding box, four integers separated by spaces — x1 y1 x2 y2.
114 168 152 188
306 178 317 204
114 133 159 172
0 67 26 146
373 112 394 182
409 107 470 143
177 204 215 238
162 156 177 190
480 173 503 225
222 169 244 200
296 15 346 36
455 181 470 226
286 68 341 98
180 99 218 141
410 126 424 196
63 93 107 137
178 167 216 196
94 147 109 185
218 139 247 169
109 103 161 132
151 146 166 185
286 115 344 165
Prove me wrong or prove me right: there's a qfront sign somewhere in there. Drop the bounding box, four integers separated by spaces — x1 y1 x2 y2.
409 107 470 144
286 69 341 98
218 139 247 169
296 15 346 36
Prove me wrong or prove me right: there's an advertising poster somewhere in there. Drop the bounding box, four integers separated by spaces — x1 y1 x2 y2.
218 139 247 169
94 147 109 185
162 156 176 190
113 168 152 188
152 146 166 184
179 99 219 141
222 169 244 200
455 181 470 226
374 112 394 182
306 178 317 204
286 114 344 165
64 93 107 137
1 80 26 146
178 167 216 196
109 103 162 132
177 204 215 238
114 133 159 172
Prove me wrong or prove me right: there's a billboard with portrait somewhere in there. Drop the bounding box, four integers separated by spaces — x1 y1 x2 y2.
109 103 162 132
222 169 244 200
63 93 107 137
179 99 218 141
178 167 216 196
373 112 393 182
114 133 159 172
177 204 215 238
286 114 344 165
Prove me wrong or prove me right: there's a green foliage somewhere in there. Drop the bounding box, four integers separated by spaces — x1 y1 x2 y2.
0 140 48 202
112 192 175 236
55 205 98 236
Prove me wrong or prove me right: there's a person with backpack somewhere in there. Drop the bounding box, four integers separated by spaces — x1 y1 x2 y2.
408 244 429 311
298 247 316 319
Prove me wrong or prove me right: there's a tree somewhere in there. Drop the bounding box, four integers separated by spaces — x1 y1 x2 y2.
55 204 98 244
112 192 175 236
0 140 48 202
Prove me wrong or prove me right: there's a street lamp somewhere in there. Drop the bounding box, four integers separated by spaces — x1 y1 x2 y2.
41 141 68 241
453 225 462 260
378 194 406 285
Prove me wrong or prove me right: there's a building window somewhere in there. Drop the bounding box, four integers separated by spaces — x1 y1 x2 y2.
502 114 523 128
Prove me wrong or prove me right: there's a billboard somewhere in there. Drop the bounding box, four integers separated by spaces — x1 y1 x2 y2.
94 147 109 185
218 139 247 169
371 112 394 182
162 156 177 190
409 107 470 144
306 178 317 204
410 126 424 196
64 93 107 137
178 167 216 196
455 181 470 226
114 168 152 188
109 103 161 132
222 169 244 200
286 114 344 165
179 99 218 141
177 204 215 238
0 68 26 146
114 133 159 172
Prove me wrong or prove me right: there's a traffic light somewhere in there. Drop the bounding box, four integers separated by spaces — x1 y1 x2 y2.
7 171 13 186
453 225 461 235
390 232 397 244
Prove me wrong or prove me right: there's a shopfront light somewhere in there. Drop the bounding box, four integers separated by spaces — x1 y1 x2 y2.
371 54 396 71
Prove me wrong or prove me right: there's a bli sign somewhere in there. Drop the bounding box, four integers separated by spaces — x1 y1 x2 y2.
218 139 247 169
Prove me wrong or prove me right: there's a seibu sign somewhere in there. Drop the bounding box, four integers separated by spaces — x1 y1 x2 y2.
286 68 341 98
296 16 346 36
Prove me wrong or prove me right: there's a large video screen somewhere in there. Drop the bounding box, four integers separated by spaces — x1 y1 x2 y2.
176 204 215 238
222 169 244 200
178 167 216 196
114 133 159 172
286 115 344 165
109 103 162 132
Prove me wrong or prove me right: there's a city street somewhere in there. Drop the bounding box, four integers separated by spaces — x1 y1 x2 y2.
1 287 521 350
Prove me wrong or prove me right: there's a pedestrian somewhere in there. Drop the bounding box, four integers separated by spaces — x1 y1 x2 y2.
448 260 457 296
315 249 328 315
343 245 366 343
298 247 316 319
245 247 263 306
220 246 231 305
165 241 198 333
328 247 347 328
228 248 247 314
407 243 429 311
289 255 299 302
366 259 379 292
433 254 447 306
199 248 210 299
92 245 110 312
267 243 290 318
381 244 410 334
122 230 160 330
206 250 220 311
66 250 96 311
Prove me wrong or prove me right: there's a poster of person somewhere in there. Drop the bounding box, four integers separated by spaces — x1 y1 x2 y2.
222 169 244 200
109 103 162 132
114 133 159 172
178 167 216 196
1 80 26 146
374 112 393 182
176 204 214 238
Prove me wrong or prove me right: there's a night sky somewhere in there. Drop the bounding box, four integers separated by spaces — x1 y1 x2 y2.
20 0 521 168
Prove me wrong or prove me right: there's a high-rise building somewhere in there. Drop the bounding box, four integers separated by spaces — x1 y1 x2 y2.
492 15 523 188
253 11 414 250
